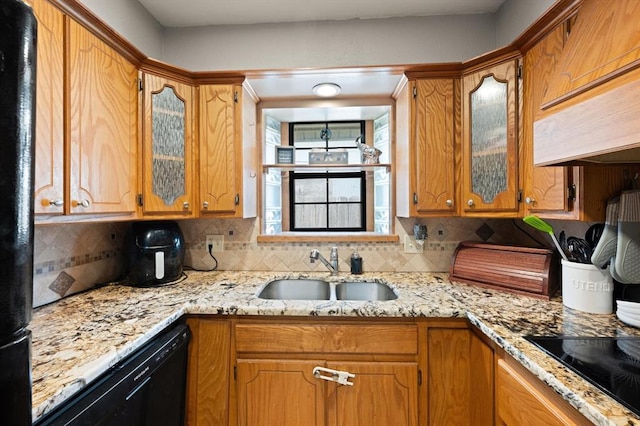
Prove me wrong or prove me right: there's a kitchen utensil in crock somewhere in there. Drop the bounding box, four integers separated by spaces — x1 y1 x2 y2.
566 236 592 264
559 231 567 252
523 215 568 261
613 190 640 284
591 196 620 268
585 223 604 249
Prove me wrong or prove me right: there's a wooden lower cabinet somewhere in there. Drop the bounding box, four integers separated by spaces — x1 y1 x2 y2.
328 361 418 426
237 359 325 426
187 316 592 426
427 323 494 426
185 318 232 426
496 356 591 426
234 320 419 426
236 359 418 426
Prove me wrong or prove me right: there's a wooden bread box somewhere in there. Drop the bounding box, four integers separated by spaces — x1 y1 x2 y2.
450 241 560 299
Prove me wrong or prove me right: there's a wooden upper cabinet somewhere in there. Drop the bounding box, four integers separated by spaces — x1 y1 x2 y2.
67 19 138 215
522 22 571 216
541 0 640 109
523 19 629 221
411 79 457 216
199 84 240 216
396 78 457 217
32 0 64 215
461 60 519 216
534 0 640 166
141 73 194 217
199 84 257 218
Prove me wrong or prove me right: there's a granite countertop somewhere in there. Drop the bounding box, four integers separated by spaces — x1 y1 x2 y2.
30 271 640 425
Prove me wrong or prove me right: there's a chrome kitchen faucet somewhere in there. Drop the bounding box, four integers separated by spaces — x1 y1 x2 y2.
310 247 338 275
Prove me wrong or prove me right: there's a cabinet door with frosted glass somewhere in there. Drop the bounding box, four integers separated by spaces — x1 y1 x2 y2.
461 60 519 216
142 73 194 216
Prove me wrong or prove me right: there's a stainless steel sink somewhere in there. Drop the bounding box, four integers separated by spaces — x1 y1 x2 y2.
256 278 397 301
335 281 398 301
257 279 331 300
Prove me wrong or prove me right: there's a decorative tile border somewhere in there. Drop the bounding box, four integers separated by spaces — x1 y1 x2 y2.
34 249 122 276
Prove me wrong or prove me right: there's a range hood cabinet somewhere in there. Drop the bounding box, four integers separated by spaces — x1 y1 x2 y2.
533 0 640 166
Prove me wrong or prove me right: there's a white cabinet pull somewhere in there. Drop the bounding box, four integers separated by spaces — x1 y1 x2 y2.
312 366 355 386
43 199 63 207
72 199 90 208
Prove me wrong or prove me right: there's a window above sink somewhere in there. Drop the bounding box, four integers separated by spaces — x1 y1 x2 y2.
260 102 393 240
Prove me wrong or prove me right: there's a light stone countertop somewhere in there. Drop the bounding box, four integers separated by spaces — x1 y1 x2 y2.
30 271 640 425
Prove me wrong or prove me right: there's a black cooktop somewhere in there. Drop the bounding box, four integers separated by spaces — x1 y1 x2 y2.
525 336 640 417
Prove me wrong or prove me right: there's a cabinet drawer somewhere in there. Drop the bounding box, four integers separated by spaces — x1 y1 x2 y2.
235 323 418 354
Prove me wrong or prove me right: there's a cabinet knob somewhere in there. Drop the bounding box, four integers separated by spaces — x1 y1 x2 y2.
72 199 90 208
183 202 189 209
525 197 535 205
467 199 474 207
446 199 453 207
203 201 209 209
43 199 63 207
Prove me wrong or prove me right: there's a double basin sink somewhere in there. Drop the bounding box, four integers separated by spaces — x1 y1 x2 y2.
257 278 398 302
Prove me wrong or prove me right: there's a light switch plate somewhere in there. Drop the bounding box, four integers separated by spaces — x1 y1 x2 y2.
403 235 423 254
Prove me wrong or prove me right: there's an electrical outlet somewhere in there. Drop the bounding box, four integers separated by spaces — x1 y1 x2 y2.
206 234 224 252
403 235 424 254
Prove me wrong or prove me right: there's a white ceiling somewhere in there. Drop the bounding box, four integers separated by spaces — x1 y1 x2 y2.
138 0 507 27
135 0 507 121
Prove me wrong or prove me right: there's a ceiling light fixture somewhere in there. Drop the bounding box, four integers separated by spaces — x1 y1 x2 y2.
312 83 341 98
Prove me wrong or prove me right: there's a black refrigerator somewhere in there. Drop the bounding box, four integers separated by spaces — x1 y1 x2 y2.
0 0 37 425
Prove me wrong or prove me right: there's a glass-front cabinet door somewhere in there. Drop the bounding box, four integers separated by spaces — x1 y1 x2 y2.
461 60 519 216
142 73 194 216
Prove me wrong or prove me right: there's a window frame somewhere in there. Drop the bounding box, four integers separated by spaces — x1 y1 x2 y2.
289 170 367 232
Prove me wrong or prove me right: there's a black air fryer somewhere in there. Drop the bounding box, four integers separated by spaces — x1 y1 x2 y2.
125 221 185 287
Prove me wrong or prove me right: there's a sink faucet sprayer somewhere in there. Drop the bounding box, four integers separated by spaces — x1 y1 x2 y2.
310 247 338 275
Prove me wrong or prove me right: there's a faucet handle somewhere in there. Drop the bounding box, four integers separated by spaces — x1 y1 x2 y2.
330 246 338 258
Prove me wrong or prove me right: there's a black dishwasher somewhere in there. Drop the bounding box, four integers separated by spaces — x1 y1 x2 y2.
36 321 191 426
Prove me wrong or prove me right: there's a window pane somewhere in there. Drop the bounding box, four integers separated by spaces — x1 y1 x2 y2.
329 178 361 202
294 179 326 202
329 204 361 228
295 204 327 228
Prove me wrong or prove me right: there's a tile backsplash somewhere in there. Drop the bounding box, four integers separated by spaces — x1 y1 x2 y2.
178 217 555 274
33 222 129 308
33 217 591 307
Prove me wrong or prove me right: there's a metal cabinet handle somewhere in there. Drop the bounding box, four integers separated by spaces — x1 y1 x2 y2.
234 194 240 205
446 199 453 207
467 199 474 207
312 366 355 386
72 199 90 208
183 202 189 209
525 197 535 205
203 201 209 209
43 199 63 207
